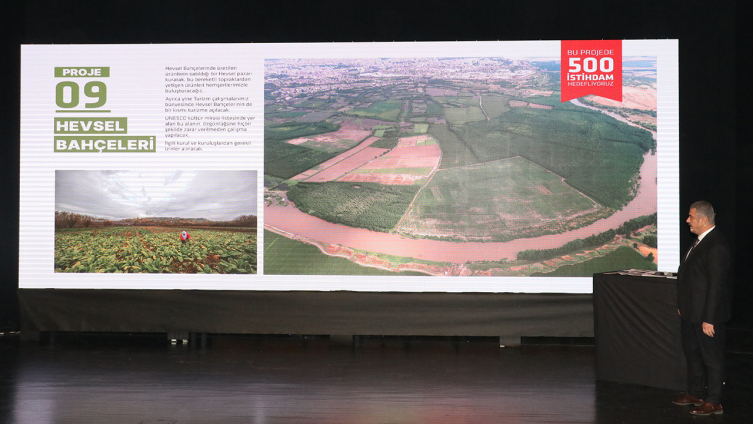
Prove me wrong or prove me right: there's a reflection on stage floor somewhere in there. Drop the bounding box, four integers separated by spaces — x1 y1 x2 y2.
1 332 751 423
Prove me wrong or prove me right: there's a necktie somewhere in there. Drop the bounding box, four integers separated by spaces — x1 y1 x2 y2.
686 238 699 259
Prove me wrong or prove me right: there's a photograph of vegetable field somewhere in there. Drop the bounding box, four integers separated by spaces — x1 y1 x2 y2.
264 57 658 276
55 170 257 274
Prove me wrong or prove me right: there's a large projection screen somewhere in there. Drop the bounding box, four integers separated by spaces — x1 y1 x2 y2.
20 40 679 293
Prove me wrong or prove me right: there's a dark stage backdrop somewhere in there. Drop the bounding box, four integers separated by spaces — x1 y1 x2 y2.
17 290 594 338
3 0 750 334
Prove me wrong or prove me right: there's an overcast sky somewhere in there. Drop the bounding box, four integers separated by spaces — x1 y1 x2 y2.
56 170 256 221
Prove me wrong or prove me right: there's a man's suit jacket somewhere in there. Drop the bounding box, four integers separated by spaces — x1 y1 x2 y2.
677 228 732 324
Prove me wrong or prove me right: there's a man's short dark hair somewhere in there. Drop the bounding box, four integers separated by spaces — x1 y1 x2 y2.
691 200 715 225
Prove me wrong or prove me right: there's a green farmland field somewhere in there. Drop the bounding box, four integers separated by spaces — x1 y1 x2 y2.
429 124 478 169
264 121 345 179
531 246 656 276
286 181 420 232
444 106 487 125
55 227 257 274
344 100 403 122
398 157 605 241
265 110 309 120
426 102 443 115
432 96 478 107
264 121 339 142
264 230 426 275
446 100 654 208
295 136 364 154
370 137 400 149
480 94 511 119
264 141 342 180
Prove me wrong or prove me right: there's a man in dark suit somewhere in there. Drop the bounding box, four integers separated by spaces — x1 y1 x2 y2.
672 201 731 415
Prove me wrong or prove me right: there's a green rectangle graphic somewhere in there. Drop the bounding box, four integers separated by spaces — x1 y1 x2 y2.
54 118 127 134
55 136 156 152
54 67 111 77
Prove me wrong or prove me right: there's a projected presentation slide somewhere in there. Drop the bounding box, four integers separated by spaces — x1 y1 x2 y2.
20 40 679 292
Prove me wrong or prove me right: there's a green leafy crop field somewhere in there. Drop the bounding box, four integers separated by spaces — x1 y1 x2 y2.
55 227 257 274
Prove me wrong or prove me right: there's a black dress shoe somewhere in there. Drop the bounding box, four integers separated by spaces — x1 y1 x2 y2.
671 393 704 406
690 402 723 415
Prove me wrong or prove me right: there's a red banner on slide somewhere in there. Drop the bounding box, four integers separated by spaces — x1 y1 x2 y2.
561 40 622 102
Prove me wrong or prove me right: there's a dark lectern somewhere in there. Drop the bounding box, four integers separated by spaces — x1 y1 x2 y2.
593 272 686 390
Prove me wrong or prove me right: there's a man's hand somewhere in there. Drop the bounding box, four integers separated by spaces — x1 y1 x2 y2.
702 322 715 337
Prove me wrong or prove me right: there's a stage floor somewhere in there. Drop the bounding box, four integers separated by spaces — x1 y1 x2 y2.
1 332 751 423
